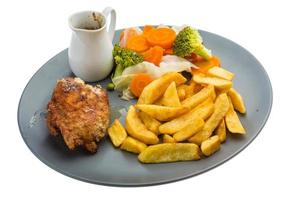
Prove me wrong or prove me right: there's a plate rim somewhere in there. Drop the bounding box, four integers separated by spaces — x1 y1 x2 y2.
17 28 273 187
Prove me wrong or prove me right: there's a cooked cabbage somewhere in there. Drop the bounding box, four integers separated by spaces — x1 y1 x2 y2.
113 55 197 92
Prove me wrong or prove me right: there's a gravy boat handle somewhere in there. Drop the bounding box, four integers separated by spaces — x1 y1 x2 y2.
102 7 116 41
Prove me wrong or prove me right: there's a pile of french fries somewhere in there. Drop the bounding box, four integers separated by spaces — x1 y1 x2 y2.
108 70 246 164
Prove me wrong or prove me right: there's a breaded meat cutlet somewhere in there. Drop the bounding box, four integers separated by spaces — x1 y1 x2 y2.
47 77 110 153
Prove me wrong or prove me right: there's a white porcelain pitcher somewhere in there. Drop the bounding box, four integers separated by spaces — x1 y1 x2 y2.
68 7 116 82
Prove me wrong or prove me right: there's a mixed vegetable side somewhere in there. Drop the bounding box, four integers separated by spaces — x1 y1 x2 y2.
107 25 247 163
109 25 219 100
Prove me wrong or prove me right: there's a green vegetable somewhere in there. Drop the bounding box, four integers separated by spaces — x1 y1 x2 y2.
173 26 212 60
107 82 115 91
112 44 144 79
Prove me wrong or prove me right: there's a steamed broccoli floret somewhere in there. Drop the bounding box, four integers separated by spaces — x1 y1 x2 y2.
112 44 144 78
173 26 212 59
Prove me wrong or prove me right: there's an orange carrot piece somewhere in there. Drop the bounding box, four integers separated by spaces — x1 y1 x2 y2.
164 48 173 55
126 35 150 52
120 28 140 47
130 74 153 97
210 56 220 66
142 46 165 66
143 25 155 36
120 28 140 41
191 56 221 75
146 28 176 49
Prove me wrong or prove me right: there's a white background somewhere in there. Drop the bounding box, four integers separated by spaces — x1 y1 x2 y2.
0 0 290 199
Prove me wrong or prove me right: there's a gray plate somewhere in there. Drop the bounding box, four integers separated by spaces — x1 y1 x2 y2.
18 27 272 186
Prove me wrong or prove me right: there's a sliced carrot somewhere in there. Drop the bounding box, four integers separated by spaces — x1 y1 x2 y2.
191 56 221 75
130 74 153 97
126 35 150 52
164 48 173 55
120 28 140 41
145 28 176 49
142 46 165 66
120 28 140 47
210 56 220 66
143 25 155 37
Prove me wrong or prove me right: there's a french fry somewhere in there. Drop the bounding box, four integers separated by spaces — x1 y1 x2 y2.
193 83 203 94
179 81 196 98
201 135 221 156
186 81 196 98
207 66 234 80
159 98 214 134
138 72 186 104
120 137 147 154
108 119 127 147
227 88 246 114
125 106 159 144
153 97 163 106
214 119 226 143
182 85 215 109
188 93 230 145
139 111 161 134
193 73 232 91
138 143 200 163
135 104 189 121
173 117 204 142
177 86 187 101
161 82 181 107
211 87 217 100
225 97 246 134
162 134 176 143
110 34 248 163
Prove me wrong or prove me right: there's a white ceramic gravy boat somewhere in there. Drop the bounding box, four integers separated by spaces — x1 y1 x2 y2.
68 7 116 82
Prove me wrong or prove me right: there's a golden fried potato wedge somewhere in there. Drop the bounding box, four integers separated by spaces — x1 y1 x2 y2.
108 119 127 147
207 67 234 80
215 119 226 143
139 111 161 134
138 72 186 104
188 93 230 145
162 134 176 143
211 87 217 100
120 137 147 154
193 73 232 91
173 117 204 142
227 88 246 114
186 81 196 98
193 83 203 94
177 86 187 101
182 85 215 109
138 143 200 163
135 104 189 121
125 106 159 144
191 97 214 114
225 97 246 134
201 135 221 156
178 81 196 98
153 97 163 106
159 98 214 134
188 130 211 145
177 82 197 101
161 82 181 107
